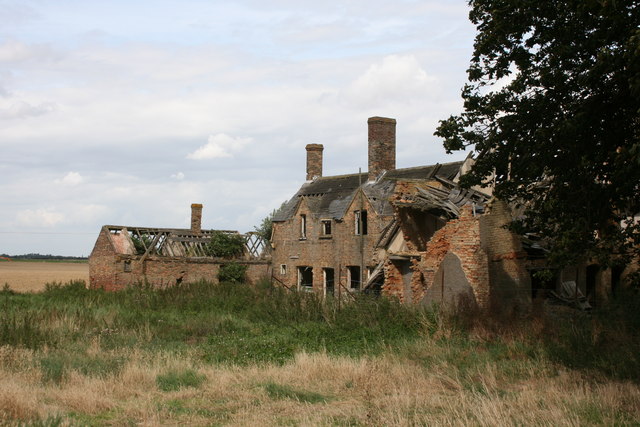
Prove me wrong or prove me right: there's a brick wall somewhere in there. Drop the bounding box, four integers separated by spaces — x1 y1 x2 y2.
382 199 531 312
89 228 270 291
271 194 390 294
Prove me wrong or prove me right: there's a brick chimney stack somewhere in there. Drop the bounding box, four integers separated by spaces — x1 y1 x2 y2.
191 203 202 234
368 116 396 181
305 143 324 181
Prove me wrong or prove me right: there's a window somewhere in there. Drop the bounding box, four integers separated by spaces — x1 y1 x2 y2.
321 219 332 237
347 266 361 290
297 266 313 291
323 268 335 296
123 260 132 272
280 264 287 275
355 210 368 235
300 214 307 239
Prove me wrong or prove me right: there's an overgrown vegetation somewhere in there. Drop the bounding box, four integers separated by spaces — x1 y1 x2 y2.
0 280 639 425
205 231 245 258
218 262 247 283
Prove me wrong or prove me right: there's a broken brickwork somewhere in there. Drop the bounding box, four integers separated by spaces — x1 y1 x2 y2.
89 206 270 291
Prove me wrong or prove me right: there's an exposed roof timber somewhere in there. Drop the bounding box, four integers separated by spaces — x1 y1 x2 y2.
103 225 268 259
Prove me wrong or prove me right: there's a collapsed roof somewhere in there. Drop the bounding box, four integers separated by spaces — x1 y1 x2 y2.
272 161 465 222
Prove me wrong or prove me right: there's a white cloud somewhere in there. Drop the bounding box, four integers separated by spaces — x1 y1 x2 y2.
171 172 185 180
0 40 57 63
16 208 65 227
347 55 436 105
56 172 83 186
187 133 252 160
0 100 56 120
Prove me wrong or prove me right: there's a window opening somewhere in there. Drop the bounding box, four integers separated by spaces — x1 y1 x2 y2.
297 266 313 291
347 266 361 290
321 219 332 237
355 210 368 235
123 260 132 272
280 264 287 275
300 214 307 239
323 268 335 296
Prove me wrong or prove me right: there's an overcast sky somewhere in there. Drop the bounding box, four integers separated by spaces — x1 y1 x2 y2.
0 0 475 256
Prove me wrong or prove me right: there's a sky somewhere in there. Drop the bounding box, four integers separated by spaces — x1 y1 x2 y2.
0 0 476 257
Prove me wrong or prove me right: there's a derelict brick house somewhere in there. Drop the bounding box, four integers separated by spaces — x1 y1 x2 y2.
270 117 481 300
271 115 629 312
89 204 270 290
271 116 546 312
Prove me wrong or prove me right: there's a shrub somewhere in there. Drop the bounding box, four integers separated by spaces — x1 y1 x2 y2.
205 231 245 258
218 263 248 283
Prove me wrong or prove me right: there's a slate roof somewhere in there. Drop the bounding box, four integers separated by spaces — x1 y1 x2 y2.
272 161 464 222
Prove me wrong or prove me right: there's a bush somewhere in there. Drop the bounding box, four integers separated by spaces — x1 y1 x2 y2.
205 231 245 258
218 263 248 283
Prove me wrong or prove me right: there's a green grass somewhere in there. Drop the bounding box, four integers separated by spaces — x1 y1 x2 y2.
1 279 639 382
0 279 424 366
156 369 206 391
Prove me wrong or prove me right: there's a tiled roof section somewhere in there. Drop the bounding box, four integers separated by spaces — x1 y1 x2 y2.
272 161 464 222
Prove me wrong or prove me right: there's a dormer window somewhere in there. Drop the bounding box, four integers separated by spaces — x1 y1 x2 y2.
355 210 368 235
321 219 332 237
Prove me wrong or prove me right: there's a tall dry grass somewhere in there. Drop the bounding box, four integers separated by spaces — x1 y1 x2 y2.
1 344 638 426
1 280 639 425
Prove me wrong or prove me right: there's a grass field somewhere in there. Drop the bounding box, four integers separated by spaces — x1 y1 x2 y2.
0 280 639 425
0 261 89 292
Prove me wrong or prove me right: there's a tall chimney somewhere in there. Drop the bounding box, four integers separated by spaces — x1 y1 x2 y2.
191 203 202 234
368 116 396 181
305 143 324 181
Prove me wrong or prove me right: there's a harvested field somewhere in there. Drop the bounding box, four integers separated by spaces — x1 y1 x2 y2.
0 262 89 292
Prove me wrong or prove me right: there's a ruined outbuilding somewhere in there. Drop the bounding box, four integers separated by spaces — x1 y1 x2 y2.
89 204 270 290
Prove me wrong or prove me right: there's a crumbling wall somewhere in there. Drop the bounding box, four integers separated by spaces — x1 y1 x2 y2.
479 199 531 313
382 199 535 312
88 229 119 291
419 206 489 309
90 255 270 291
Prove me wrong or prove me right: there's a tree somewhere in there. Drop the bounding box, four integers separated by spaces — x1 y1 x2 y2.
254 203 286 242
436 0 640 267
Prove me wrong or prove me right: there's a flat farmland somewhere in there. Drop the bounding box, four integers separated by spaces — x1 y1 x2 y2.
0 261 89 292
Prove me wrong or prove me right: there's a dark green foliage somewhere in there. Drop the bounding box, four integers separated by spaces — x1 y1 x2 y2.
131 234 154 255
436 0 640 267
156 369 206 391
218 262 247 283
205 231 245 258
